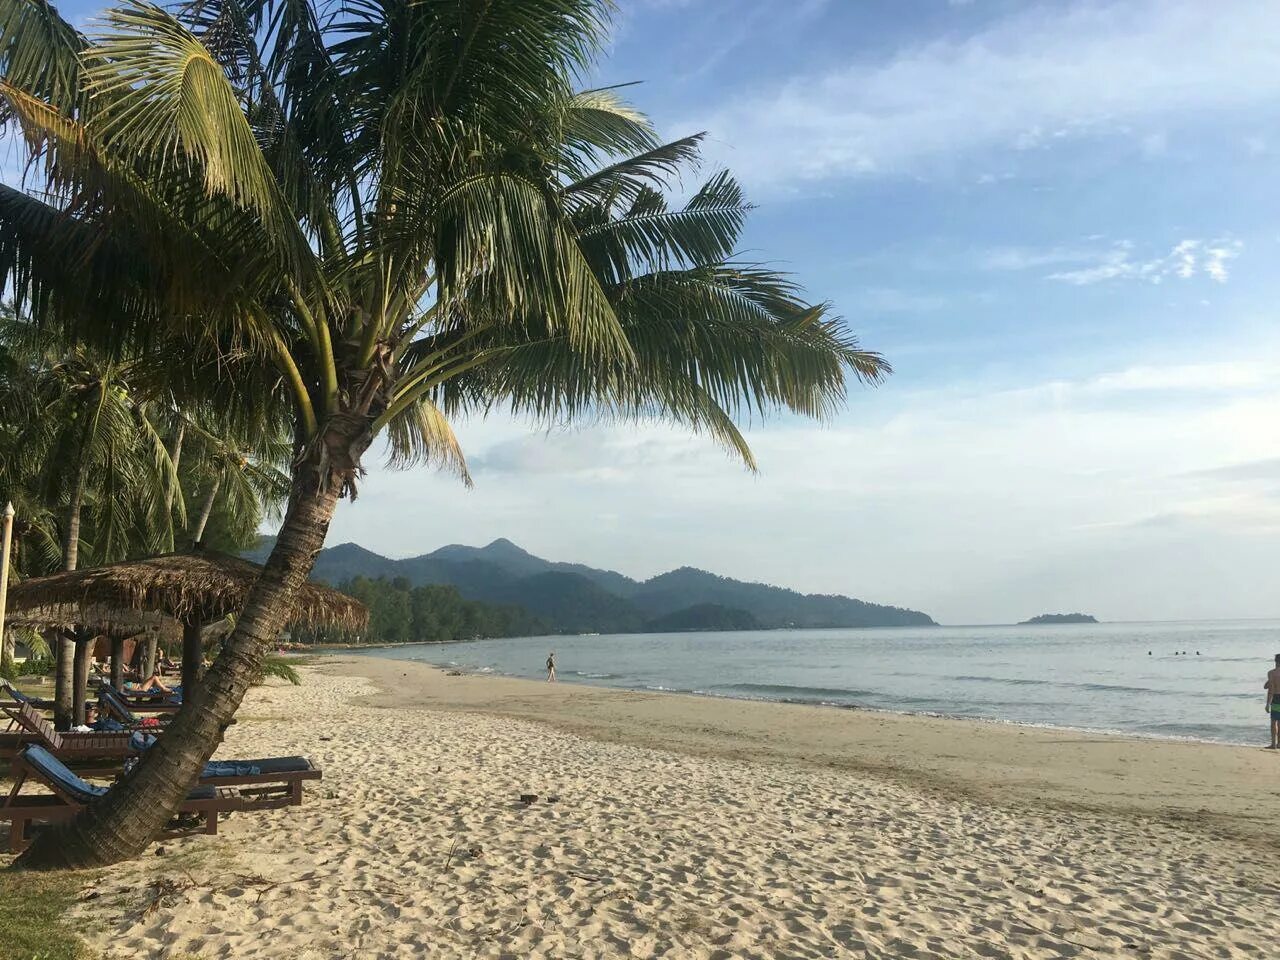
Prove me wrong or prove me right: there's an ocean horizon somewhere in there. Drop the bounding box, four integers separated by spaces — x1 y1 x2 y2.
344 619 1279 747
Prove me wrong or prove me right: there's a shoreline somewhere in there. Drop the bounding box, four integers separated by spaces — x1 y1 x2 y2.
327 648 1263 750
321 655 1280 847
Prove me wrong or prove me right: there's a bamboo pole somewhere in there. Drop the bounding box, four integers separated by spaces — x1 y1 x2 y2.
0 503 13 664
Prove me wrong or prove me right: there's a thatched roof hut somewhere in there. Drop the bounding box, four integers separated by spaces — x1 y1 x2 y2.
6 607 183 641
5 550 362 726
4 550 367 633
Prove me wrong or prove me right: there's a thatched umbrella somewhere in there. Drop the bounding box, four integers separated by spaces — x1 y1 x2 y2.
5 549 366 717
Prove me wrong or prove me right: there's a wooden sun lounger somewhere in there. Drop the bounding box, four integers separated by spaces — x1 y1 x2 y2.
96 686 173 728
1 683 55 721
96 682 181 714
2 745 320 853
2 704 320 796
0 703 137 762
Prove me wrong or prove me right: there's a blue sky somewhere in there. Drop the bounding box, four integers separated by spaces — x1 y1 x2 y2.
41 0 1280 622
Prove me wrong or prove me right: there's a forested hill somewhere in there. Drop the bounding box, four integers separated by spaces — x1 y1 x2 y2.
248 537 936 635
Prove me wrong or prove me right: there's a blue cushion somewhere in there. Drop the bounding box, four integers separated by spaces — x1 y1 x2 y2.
128 732 157 751
244 756 310 774
27 745 222 807
203 761 262 777
98 685 139 724
23 745 107 804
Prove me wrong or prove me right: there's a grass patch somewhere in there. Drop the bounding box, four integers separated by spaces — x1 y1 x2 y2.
0 865 95 960
6 677 55 695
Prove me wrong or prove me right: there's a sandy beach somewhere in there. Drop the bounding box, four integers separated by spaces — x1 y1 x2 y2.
22 657 1280 958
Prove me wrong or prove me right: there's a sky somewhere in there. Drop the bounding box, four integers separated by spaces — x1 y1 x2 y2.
42 0 1280 623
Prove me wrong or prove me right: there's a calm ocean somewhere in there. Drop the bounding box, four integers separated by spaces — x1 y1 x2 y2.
347 620 1280 746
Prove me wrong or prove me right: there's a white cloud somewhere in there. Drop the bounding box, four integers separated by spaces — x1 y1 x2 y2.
1204 244 1240 283
978 238 1244 285
682 0 1280 188
1046 238 1243 286
1084 361 1269 395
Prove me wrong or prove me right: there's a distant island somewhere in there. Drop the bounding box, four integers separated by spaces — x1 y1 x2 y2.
251 536 936 639
1020 613 1098 625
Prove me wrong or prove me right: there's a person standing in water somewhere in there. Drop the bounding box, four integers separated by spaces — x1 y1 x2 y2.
1266 655 1280 749
546 651 557 683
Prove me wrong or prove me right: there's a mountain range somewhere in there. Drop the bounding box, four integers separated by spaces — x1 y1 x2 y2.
246 537 936 634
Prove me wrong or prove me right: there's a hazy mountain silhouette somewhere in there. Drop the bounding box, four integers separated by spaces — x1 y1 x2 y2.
248 537 936 633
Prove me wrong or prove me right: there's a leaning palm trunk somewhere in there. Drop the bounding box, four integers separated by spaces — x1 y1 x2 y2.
1 0 887 867
18 439 350 867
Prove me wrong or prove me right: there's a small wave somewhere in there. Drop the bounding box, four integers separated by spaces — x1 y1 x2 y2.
954 675 1051 687
954 675 1160 695
571 671 619 680
712 682 874 700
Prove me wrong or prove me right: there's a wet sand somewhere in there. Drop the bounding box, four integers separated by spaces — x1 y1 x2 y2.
335 655 1280 844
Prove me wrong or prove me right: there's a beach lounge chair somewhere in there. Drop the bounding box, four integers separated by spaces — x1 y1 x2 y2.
96 684 172 727
1 745 319 852
97 681 181 714
0 702 138 763
3 703 321 795
1 682 55 716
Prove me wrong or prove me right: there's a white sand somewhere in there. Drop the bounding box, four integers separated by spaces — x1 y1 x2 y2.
48 661 1280 958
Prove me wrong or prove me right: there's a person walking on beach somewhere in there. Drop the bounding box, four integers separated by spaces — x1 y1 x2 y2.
546 651 557 683
1266 655 1280 749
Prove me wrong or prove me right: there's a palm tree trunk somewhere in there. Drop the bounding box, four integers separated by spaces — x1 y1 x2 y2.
165 423 185 511
53 630 76 730
164 421 186 552
140 634 158 679
18 461 345 868
181 617 203 696
1 629 13 675
110 636 125 689
190 475 221 546
61 468 86 573
54 467 87 728
72 637 90 726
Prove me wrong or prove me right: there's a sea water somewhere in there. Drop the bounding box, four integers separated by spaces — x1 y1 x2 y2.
346 621 1280 745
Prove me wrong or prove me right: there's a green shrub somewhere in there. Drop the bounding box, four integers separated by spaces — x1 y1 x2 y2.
17 656 55 677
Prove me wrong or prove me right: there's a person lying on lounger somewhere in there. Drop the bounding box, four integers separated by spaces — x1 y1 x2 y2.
124 672 174 695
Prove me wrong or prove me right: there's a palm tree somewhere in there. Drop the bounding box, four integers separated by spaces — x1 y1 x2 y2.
175 414 291 547
0 328 182 726
0 0 887 867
